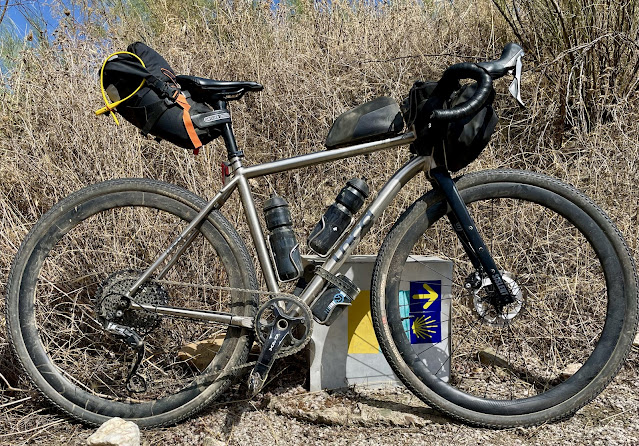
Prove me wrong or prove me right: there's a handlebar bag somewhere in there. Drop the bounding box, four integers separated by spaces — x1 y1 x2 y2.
325 97 404 149
402 81 498 172
100 42 224 151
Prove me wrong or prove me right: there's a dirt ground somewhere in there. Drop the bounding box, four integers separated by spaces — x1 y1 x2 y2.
1 350 638 446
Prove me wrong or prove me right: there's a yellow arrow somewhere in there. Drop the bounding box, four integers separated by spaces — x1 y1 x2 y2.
413 283 438 310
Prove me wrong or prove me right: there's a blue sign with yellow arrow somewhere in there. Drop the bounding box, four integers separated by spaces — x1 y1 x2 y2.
408 281 442 344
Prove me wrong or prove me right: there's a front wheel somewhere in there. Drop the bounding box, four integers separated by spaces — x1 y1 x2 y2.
6 179 258 427
371 169 638 427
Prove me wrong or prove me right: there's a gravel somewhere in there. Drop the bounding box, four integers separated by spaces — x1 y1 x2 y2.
1 353 638 446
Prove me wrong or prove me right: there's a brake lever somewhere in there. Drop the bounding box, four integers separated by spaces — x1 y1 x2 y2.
508 54 525 107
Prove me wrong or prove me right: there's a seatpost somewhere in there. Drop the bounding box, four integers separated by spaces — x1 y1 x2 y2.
214 99 244 160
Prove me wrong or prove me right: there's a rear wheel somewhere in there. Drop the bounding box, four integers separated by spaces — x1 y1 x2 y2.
371 169 638 427
6 179 258 427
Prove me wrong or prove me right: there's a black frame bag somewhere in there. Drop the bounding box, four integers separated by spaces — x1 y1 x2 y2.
402 80 498 172
324 97 404 149
98 42 222 151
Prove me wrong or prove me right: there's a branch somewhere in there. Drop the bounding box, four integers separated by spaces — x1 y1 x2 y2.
0 0 9 27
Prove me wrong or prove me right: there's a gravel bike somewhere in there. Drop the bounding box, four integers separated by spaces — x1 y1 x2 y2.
6 43 638 428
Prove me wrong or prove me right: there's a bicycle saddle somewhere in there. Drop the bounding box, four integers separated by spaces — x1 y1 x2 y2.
176 75 263 99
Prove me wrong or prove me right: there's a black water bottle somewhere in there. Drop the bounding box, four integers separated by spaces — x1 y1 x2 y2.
308 178 369 255
264 195 303 281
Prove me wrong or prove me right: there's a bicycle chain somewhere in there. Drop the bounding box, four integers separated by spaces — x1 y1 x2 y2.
151 278 298 299
134 279 312 387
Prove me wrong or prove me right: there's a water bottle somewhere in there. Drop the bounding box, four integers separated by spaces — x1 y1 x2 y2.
263 195 303 281
308 178 369 255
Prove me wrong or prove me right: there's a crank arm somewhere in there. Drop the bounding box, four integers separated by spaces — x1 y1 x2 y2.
248 305 305 395
248 323 292 395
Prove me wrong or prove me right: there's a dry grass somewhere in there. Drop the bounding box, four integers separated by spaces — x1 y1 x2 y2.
1 0 639 441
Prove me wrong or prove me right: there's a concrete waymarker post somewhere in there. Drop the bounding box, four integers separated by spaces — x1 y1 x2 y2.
307 255 452 391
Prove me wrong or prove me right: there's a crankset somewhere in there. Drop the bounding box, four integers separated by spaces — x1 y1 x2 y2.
248 296 313 395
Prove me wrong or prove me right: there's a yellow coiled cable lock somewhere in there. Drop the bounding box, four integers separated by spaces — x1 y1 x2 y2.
95 51 146 125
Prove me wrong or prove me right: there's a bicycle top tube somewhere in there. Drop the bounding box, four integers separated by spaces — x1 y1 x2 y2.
236 131 416 178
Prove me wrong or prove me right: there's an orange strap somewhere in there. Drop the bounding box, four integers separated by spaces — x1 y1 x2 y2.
175 93 203 150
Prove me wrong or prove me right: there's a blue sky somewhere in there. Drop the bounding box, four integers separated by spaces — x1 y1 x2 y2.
3 1 66 37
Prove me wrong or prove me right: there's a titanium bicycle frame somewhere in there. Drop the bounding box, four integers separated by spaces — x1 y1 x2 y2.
124 121 512 329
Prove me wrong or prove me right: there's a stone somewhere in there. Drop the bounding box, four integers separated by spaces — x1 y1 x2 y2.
633 333 639 347
267 389 447 427
178 335 260 371
177 335 225 371
477 347 510 370
203 438 226 446
560 363 583 380
86 417 141 446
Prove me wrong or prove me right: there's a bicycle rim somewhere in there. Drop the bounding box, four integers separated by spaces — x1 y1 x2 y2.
372 171 636 426
8 180 256 426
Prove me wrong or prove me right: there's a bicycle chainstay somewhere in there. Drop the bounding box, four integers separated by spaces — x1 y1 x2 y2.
127 279 312 388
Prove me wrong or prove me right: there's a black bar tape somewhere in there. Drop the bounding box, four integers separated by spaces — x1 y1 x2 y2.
430 63 493 122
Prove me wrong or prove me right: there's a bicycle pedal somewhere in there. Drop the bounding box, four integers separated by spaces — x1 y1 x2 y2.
247 370 267 396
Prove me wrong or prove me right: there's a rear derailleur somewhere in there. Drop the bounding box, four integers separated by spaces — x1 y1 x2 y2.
96 270 169 393
103 321 147 393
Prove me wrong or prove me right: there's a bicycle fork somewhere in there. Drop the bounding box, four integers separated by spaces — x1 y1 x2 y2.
430 169 515 308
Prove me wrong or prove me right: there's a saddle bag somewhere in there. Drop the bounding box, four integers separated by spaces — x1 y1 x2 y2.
325 97 404 149
97 42 228 151
402 80 498 172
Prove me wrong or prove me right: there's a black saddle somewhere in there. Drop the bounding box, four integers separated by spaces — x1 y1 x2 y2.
176 75 263 101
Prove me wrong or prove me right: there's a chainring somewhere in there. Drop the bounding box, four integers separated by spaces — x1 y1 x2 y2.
96 270 169 335
254 296 313 356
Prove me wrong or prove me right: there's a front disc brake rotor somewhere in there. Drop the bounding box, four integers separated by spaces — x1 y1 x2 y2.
472 272 524 327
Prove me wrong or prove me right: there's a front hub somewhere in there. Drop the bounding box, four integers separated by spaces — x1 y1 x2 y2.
472 272 524 327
